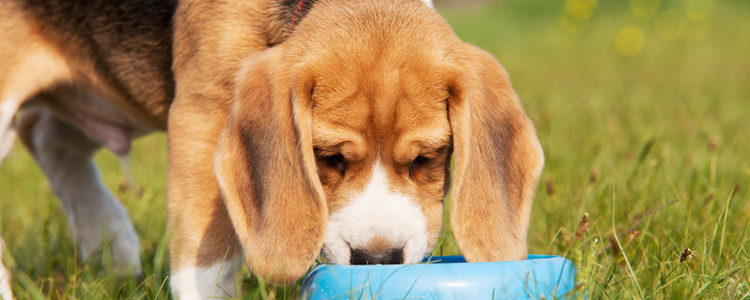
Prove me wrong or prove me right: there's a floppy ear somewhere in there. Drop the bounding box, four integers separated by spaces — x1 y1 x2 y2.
214 49 326 284
448 45 544 262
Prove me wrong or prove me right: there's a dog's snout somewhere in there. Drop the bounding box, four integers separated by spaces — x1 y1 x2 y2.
350 247 404 265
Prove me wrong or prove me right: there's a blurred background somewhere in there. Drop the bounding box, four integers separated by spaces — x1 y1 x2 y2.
1 0 748 298
434 0 750 298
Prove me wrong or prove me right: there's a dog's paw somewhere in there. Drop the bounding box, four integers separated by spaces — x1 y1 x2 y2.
109 221 142 277
76 207 142 277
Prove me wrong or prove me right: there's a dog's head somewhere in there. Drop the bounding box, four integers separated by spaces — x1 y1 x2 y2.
214 0 543 283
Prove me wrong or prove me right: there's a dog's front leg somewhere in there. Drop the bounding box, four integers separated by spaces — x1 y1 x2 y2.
167 97 241 299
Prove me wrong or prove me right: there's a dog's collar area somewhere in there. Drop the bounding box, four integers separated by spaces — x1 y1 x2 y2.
290 0 306 26
287 0 313 36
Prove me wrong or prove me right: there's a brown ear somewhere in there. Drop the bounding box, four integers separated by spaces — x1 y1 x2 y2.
214 49 326 284
448 45 544 262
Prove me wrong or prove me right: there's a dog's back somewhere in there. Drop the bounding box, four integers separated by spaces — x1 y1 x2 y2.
1 0 176 131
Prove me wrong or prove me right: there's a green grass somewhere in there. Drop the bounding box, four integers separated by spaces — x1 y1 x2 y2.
2 0 749 298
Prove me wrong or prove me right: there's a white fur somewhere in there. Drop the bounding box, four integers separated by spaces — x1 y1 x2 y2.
0 237 13 300
0 100 19 163
170 257 240 300
0 124 14 164
323 161 428 264
422 0 434 9
0 100 18 131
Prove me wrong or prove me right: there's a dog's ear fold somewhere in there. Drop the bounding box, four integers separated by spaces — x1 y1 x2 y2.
214 50 326 284
447 45 544 262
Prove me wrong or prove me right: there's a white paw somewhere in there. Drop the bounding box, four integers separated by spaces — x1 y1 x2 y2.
170 257 240 300
110 221 142 276
76 206 142 276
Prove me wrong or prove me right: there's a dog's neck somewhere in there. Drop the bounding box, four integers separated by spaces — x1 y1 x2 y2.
287 0 316 31
265 0 318 47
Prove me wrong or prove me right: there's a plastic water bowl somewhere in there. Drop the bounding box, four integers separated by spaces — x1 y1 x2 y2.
301 255 576 299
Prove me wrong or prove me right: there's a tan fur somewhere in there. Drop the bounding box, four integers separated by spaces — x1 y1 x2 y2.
212 49 328 283
167 0 296 282
447 45 544 262
0 0 175 132
0 2 71 103
0 0 543 291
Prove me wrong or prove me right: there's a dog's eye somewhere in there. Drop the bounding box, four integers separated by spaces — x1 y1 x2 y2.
318 153 347 175
409 155 431 179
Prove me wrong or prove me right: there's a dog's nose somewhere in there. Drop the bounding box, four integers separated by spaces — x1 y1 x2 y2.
350 247 404 265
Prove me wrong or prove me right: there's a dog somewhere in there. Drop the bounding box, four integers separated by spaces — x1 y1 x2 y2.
0 0 544 298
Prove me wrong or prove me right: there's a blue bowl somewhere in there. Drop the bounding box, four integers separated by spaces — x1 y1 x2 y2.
301 255 576 299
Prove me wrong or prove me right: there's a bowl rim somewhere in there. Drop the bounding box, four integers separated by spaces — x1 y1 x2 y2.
301 255 577 299
308 254 571 272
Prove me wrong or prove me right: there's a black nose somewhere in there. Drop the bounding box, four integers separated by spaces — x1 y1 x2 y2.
350 248 404 265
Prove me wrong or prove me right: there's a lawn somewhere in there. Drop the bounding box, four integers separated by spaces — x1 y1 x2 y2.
1 0 749 298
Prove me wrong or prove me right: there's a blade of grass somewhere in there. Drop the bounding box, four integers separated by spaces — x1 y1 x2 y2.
611 188 644 299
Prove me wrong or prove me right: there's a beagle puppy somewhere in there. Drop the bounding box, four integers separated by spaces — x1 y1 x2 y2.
0 0 543 298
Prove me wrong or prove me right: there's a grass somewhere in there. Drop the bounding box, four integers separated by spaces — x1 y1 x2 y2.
2 0 749 298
